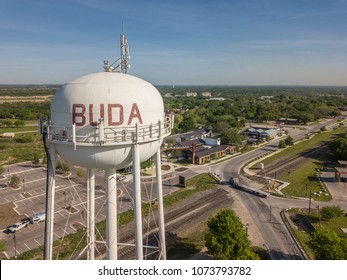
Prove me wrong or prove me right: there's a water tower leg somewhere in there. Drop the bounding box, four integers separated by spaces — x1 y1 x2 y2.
105 169 118 260
87 169 95 260
44 144 56 260
132 143 143 260
155 149 166 260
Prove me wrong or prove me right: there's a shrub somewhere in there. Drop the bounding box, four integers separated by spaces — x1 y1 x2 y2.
9 174 20 188
321 205 344 221
278 140 287 149
14 135 34 143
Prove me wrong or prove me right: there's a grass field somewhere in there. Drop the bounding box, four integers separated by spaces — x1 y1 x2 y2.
288 209 347 259
258 126 347 200
0 120 42 165
278 159 332 201
261 126 346 166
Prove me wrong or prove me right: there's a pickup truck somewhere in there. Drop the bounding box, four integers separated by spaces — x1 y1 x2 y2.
7 220 29 233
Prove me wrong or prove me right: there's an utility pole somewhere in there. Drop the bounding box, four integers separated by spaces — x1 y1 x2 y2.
306 184 312 214
13 234 17 258
22 179 25 193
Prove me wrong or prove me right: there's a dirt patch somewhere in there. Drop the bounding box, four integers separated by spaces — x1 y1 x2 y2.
175 167 188 172
161 165 171 171
0 202 26 229
0 95 52 104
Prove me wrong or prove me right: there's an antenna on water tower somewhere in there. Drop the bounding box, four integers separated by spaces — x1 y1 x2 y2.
104 21 130 73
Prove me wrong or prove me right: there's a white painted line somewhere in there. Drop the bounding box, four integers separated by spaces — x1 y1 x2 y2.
24 243 31 250
34 239 41 246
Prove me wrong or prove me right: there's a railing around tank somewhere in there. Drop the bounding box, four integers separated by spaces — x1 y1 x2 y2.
45 116 171 147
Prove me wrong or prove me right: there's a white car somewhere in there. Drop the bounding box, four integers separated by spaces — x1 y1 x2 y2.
7 220 29 233
117 175 126 182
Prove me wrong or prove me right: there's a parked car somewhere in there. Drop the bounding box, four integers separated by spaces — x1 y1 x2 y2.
117 175 126 182
7 220 29 233
30 212 46 224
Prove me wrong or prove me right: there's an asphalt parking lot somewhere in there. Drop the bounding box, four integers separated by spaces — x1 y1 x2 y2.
321 171 347 201
0 161 194 259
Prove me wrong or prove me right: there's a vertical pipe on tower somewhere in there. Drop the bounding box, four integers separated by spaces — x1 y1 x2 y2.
105 169 118 260
87 169 95 260
155 149 167 260
132 143 143 260
44 144 56 260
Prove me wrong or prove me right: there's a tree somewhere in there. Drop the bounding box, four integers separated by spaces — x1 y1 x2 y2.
205 209 259 260
278 140 287 149
56 161 70 174
32 151 40 165
309 227 347 260
321 205 344 221
0 239 5 253
14 120 25 127
284 135 294 146
178 111 198 132
329 137 347 160
2 119 13 127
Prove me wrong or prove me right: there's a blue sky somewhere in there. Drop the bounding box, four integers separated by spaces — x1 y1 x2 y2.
1 0 347 85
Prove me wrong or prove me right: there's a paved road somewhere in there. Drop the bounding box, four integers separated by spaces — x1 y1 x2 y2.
207 118 346 259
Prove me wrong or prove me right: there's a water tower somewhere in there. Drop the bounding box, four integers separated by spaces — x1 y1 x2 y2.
41 28 171 260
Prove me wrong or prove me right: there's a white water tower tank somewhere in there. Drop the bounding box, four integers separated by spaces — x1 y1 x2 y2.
50 72 168 169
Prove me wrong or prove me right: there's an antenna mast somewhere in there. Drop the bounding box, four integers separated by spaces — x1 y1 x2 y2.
104 21 130 73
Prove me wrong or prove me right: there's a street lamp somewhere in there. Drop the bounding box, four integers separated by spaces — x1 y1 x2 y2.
309 186 312 214
63 191 67 208
13 234 17 259
288 171 293 195
317 205 321 225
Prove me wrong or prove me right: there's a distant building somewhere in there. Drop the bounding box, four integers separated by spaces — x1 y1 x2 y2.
1 132 15 138
164 93 174 98
244 127 279 141
178 139 203 148
194 145 235 165
201 91 212 97
259 128 278 139
172 127 236 164
185 92 197 97
260 96 274 101
176 127 213 143
203 137 221 147
208 97 225 101
277 118 299 125
335 167 347 182
338 160 347 167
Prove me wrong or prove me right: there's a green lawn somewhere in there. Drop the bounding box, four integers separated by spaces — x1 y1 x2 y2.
288 209 347 259
319 216 347 238
278 159 332 201
0 126 38 134
258 126 347 200
261 126 347 166
0 133 43 165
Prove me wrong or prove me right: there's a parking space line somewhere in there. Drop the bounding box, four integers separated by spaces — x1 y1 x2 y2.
34 239 42 246
24 243 31 250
